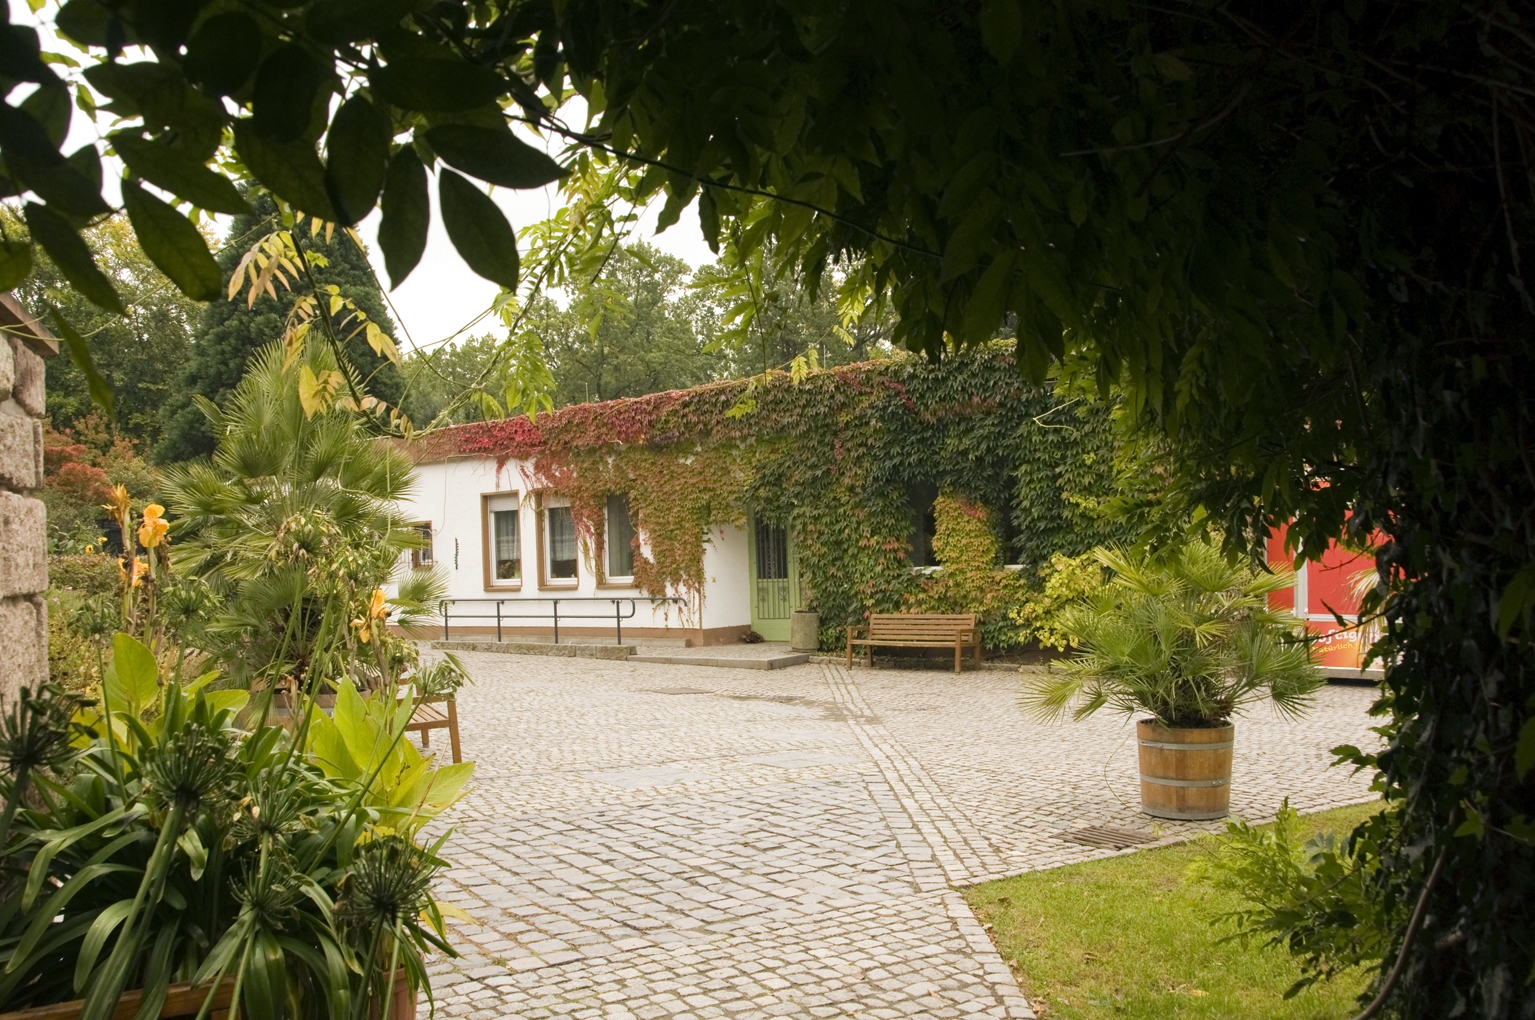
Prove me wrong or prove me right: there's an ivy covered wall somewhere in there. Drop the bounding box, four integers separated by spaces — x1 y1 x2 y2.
413 349 1132 647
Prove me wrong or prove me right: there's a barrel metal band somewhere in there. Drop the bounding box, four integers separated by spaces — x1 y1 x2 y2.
1139 775 1231 787
1137 739 1234 751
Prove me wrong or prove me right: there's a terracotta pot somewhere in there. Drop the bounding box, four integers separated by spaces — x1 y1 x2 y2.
369 971 417 1020
1135 719 1235 820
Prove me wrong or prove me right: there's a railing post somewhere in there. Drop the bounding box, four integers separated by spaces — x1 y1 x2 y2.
441 600 449 640
553 600 559 645
496 601 502 642
615 599 622 645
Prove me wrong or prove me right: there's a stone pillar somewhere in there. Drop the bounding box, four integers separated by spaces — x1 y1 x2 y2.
0 295 56 704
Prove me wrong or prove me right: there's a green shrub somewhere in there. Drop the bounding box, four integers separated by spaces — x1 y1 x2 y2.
1192 799 1399 998
48 554 118 594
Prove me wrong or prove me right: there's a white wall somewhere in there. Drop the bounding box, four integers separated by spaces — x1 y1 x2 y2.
393 456 751 637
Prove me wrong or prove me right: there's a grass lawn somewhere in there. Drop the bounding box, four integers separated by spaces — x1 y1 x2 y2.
966 802 1382 1020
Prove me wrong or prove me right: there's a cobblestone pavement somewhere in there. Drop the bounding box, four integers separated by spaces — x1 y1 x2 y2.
421 655 1379 1019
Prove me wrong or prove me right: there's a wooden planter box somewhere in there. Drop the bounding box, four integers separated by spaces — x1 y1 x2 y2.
1136 719 1235 820
0 979 234 1020
0 973 414 1020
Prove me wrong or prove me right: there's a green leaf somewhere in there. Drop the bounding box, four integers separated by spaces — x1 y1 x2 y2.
49 305 114 419
105 632 159 718
232 119 336 221
961 251 1015 344
0 240 33 291
370 57 506 113
111 132 250 214
307 0 419 45
1498 563 1535 638
324 95 391 225
698 187 720 253
1516 715 1535 780
176 828 208 881
979 0 1022 63
252 44 320 142
182 12 262 96
54 0 117 49
121 180 222 301
0 107 109 218
20 82 71 146
424 124 566 189
439 170 519 289
82 62 223 135
378 146 428 288
26 204 123 313
74 899 135 993
0 23 61 84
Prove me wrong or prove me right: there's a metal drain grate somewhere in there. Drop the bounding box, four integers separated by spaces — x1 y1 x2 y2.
1054 825 1158 850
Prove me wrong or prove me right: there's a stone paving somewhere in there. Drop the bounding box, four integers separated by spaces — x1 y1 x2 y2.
419 654 1380 1019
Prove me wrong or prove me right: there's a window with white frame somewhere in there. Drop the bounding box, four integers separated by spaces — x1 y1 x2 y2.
544 498 578 581
486 495 520 584
606 494 636 579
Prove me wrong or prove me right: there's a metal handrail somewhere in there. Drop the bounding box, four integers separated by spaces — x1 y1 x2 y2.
438 596 687 645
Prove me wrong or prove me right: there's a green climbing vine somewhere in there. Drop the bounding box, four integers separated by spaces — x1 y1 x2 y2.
415 348 1138 645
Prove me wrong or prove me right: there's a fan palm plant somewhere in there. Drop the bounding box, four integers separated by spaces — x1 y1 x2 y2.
162 343 441 691
1023 542 1323 728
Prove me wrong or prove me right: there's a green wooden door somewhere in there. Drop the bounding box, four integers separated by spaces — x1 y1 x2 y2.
748 514 797 641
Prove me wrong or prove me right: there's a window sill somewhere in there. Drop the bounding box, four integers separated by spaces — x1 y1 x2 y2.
597 578 636 589
538 580 580 590
484 582 523 592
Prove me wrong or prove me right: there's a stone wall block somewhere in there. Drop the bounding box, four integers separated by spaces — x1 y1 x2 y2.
9 339 44 417
0 336 13 401
0 413 40 491
0 596 47 692
0 492 46 598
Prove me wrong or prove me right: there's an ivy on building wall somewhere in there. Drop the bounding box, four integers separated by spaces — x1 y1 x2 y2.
414 350 1135 645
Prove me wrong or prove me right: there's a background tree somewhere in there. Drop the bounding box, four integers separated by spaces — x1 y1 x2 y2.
539 242 715 404
156 197 404 463
10 214 197 449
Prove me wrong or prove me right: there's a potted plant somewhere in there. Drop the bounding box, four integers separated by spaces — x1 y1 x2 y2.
1022 542 1323 820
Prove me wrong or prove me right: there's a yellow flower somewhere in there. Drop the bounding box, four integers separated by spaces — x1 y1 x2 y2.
137 504 169 548
102 485 130 519
350 616 372 643
367 588 390 620
124 557 146 588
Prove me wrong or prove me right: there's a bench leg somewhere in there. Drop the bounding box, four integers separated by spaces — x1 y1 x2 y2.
955 641 962 674
447 700 462 765
422 728 430 747
867 644 874 668
975 641 983 665
847 639 853 668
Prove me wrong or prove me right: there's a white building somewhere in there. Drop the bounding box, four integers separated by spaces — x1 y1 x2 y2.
395 449 802 646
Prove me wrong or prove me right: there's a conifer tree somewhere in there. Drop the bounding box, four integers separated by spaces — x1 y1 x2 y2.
156 196 403 463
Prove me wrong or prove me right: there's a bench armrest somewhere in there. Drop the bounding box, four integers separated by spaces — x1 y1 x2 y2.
847 625 868 639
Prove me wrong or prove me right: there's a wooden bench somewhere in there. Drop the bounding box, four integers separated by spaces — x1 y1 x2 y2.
847 613 983 673
401 695 463 764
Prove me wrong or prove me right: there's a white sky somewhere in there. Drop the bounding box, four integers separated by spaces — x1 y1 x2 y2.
10 0 719 353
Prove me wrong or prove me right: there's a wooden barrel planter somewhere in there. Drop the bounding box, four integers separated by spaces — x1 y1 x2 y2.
1136 719 1235 820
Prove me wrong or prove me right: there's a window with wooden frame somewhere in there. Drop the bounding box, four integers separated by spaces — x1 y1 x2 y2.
605 494 636 581
482 494 521 589
539 495 579 585
410 523 435 568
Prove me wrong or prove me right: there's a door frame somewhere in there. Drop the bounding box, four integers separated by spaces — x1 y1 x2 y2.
747 510 798 641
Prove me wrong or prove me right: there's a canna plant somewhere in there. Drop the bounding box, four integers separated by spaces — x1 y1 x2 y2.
0 633 472 1020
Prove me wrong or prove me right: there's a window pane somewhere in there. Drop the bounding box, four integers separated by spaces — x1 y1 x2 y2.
548 506 577 578
493 510 520 580
606 494 635 577
414 523 434 567
755 521 789 579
